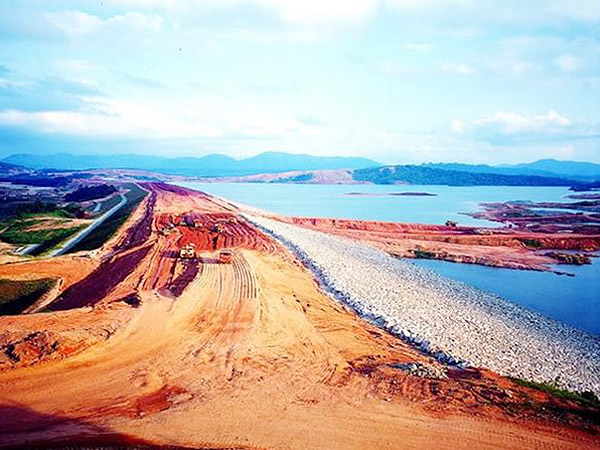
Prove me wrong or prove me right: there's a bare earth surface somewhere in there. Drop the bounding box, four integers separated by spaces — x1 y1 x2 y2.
274 216 600 272
0 183 599 449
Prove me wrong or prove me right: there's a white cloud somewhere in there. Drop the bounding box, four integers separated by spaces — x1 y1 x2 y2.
112 0 600 29
111 0 378 27
472 110 572 134
452 110 599 146
44 10 163 38
505 61 539 75
553 54 583 73
385 0 466 11
385 0 600 29
375 60 407 75
402 42 433 51
53 59 98 73
485 36 599 77
0 97 217 139
547 0 600 22
441 62 474 75
256 0 378 25
451 119 465 133
107 12 164 32
0 95 315 142
45 11 103 37
0 78 28 89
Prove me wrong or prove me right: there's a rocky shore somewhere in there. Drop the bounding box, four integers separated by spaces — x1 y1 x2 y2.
247 214 600 395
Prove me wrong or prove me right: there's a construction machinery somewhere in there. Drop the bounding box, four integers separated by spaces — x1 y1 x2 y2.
161 223 176 236
218 249 234 264
183 214 196 228
211 223 224 233
179 243 196 259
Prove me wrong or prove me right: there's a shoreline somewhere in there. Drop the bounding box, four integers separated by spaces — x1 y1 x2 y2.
176 182 599 274
246 213 600 396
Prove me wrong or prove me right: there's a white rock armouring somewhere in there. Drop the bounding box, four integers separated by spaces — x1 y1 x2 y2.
247 214 600 395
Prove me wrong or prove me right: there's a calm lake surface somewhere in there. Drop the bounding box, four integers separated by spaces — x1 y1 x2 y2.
412 259 600 335
177 182 574 226
178 182 599 336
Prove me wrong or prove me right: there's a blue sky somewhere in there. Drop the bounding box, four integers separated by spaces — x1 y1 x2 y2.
0 0 598 164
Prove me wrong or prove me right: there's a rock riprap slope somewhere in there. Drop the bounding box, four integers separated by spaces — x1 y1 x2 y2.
247 214 600 395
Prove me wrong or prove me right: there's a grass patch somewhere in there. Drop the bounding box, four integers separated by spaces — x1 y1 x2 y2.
67 184 147 253
95 194 123 214
64 184 116 202
413 249 436 259
29 226 86 256
0 220 83 246
510 377 600 409
272 173 314 183
521 238 543 248
43 209 77 219
0 202 84 244
0 278 55 315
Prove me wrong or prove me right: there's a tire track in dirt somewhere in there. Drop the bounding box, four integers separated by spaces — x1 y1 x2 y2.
182 252 257 376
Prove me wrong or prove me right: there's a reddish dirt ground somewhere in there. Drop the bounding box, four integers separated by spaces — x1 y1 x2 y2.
276 216 600 271
0 183 598 449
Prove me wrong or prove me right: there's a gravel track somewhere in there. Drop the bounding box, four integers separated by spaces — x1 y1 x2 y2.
247 214 600 395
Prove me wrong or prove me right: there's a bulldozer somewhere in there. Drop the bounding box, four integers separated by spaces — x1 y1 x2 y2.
210 222 224 233
218 249 234 264
179 243 196 259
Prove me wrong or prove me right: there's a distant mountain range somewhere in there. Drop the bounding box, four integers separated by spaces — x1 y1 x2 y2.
2 152 600 187
425 159 600 180
353 159 600 186
507 159 600 179
1 152 380 177
0 161 30 175
353 165 573 187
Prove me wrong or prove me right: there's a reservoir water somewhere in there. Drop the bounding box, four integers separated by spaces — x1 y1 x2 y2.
178 181 600 335
177 182 574 227
411 259 600 335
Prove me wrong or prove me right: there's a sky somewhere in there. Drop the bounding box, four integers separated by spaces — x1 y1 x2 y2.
0 0 599 165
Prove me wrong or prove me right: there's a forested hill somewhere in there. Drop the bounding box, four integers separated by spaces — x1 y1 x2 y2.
352 165 574 186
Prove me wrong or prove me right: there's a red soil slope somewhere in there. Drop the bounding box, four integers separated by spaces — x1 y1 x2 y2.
0 183 598 449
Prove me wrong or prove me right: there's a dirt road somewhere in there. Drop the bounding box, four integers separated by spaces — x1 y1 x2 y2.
0 183 598 449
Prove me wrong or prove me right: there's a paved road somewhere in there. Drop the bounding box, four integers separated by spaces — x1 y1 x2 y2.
48 193 127 257
15 243 40 256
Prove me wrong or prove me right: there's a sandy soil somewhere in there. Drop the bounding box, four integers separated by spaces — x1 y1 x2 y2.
0 183 598 449
0 242 18 263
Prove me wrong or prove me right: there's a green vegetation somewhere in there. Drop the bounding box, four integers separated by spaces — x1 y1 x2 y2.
0 217 83 246
352 165 572 186
65 184 117 202
0 185 143 256
0 278 55 315
28 226 86 256
510 377 600 410
67 184 147 253
12 200 60 216
2 200 84 221
413 249 436 259
0 199 88 255
521 238 543 248
272 173 314 183
95 194 123 214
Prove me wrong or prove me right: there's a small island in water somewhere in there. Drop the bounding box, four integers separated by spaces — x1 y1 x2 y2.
344 191 438 197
